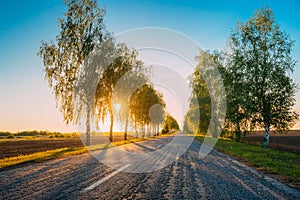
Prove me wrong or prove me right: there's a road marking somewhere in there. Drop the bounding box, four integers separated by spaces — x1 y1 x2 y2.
83 164 130 192
231 174 258 197
157 144 162 148
176 151 180 160
260 177 288 199
231 165 242 173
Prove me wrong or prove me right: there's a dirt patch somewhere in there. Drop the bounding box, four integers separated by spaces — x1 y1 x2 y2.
241 130 300 153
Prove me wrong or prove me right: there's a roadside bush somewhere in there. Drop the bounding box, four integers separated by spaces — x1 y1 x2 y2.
0 132 12 136
16 131 42 136
15 130 64 137
1 131 69 139
6 135 15 139
50 134 65 138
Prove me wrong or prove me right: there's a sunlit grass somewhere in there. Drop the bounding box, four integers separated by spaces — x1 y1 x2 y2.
0 132 177 170
195 136 300 186
0 147 87 169
0 143 118 169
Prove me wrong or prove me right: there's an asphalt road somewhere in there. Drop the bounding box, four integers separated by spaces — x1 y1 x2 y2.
0 136 299 200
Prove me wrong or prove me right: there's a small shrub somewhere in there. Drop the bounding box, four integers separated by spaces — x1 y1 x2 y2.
6 135 15 139
16 131 40 136
0 132 12 136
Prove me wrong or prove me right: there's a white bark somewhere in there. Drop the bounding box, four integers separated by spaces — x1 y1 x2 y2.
135 120 138 138
142 125 145 138
86 107 91 146
124 113 128 140
147 125 150 137
263 123 270 148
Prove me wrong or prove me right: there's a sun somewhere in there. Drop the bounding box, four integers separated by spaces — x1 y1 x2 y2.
113 103 121 112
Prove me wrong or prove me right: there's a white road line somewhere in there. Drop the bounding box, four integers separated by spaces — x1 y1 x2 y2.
157 144 163 148
231 174 258 197
176 151 180 160
83 164 130 192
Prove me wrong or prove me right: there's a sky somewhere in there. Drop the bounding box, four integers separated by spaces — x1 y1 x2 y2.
0 0 300 132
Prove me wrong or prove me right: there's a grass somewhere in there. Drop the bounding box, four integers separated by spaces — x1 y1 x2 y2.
195 135 300 187
0 133 174 170
0 143 120 170
0 147 88 169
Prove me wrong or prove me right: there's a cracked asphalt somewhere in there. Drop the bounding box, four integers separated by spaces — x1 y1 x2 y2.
0 136 299 199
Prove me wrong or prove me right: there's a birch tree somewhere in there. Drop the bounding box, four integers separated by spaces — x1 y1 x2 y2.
38 0 107 146
228 7 299 147
129 84 166 137
94 44 144 142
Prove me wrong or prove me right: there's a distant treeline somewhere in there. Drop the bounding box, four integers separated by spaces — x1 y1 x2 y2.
0 131 78 138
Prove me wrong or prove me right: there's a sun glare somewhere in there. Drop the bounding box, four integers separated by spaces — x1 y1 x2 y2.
113 103 121 112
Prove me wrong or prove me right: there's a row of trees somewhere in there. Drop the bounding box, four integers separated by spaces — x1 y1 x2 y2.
38 0 172 145
38 1 297 148
162 114 180 134
185 7 299 147
129 84 166 137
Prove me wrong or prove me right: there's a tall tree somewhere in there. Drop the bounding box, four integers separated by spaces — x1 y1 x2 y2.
162 114 179 134
129 84 166 136
38 0 107 146
189 51 212 134
113 67 149 140
186 50 225 138
228 7 299 147
222 47 252 141
94 44 144 142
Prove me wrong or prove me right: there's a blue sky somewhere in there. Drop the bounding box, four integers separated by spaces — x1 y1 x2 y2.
0 0 299 132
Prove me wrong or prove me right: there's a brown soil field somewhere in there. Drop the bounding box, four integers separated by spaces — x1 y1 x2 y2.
241 130 300 154
0 135 134 159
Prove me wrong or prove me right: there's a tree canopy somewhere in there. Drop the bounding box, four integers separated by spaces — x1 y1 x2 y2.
226 7 299 146
94 44 144 142
162 114 180 134
38 0 107 145
129 84 166 136
184 50 225 138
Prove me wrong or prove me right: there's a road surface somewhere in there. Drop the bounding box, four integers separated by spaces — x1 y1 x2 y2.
0 136 299 199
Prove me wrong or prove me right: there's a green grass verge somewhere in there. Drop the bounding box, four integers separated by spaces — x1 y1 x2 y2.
195 136 300 185
0 147 87 169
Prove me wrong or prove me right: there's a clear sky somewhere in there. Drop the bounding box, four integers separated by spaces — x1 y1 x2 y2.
0 0 299 132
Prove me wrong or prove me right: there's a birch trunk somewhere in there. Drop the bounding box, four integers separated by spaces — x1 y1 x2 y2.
263 123 270 148
86 106 91 146
109 105 113 142
142 124 145 138
135 120 138 138
124 112 128 140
